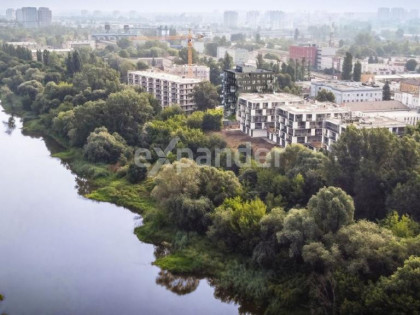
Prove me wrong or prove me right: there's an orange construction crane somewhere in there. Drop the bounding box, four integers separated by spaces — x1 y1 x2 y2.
129 30 204 77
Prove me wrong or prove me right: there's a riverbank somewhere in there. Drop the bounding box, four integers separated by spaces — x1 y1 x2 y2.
1 101 267 314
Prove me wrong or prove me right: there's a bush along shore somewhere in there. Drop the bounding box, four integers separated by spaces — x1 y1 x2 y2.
2 43 420 314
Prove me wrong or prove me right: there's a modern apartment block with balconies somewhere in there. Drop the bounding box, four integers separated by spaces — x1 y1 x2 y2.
237 93 305 138
269 101 350 148
127 70 204 114
223 66 275 116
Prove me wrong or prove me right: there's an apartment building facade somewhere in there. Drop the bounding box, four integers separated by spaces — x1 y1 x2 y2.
323 116 406 151
237 93 303 138
310 80 383 104
237 93 414 151
128 71 203 114
223 66 275 116
289 45 318 69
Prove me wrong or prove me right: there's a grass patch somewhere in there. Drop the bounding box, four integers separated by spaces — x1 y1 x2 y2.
154 253 204 274
87 178 156 213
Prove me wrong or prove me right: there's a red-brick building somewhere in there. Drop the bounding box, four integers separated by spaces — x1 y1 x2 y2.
289 45 318 67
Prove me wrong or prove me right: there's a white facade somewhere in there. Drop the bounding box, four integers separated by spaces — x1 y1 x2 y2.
128 71 204 114
323 116 406 151
165 65 210 81
65 40 96 50
316 47 338 70
217 47 250 65
394 92 420 109
310 81 383 104
237 94 303 138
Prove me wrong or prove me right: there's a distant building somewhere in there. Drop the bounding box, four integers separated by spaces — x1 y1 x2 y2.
224 11 238 28
6 41 38 49
21 7 38 28
16 9 23 23
394 79 420 109
289 45 318 69
217 47 249 65
38 7 52 27
127 70 204 114
316 47 338 71
5 9 15 20
165 65 210 81
310 81 383 104
267 10 284 29
65 40 96 50
14 7 52 28
377 7 390 20
246 11 259 29
391 7 406 20
222 65 276 116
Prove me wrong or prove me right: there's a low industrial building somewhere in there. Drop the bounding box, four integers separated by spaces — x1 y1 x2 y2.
127 70 204 114
310 80 383 104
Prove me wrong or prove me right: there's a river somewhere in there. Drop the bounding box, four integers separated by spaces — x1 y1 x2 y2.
0 108 238 315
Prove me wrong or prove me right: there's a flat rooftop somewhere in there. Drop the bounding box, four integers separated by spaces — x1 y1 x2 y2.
239 93 349 114
375 74 420 81
280 102 349 114
327 116 406 129
128 70 203 84
239 93 303 103
312 80 382 91
343 100 408 112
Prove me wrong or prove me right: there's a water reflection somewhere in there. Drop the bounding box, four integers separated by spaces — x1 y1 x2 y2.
156 270 200 295
2 116 15 135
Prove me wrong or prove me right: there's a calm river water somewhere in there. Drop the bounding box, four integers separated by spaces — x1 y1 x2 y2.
0 108 238 315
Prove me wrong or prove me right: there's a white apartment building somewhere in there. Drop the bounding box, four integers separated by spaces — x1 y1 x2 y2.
344 100 420 126
394 91 420 109
310 80 383 104
237 93 303 138
217 47 250 65
237 93 349 148
316 47 339 70
323 116 406 151
127 71 204 114
270 101 349 148
164 65 210 81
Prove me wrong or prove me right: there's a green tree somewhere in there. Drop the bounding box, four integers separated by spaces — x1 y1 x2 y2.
208 197 267 253
83 127 127 164
353 61 362 81
102 89 154 144
342 52 353 80
405 59 418 71
42 49 50 66
127 163 148 183
365 256 420 313
383 81 391 100
308 187 355 234
222 51 233 70
178 47 198 64
117 38 131 49
192 81 219 111
277 208 320 259
316 89 336 102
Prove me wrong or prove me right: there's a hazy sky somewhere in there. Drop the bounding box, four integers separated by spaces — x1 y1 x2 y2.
1 0 419 13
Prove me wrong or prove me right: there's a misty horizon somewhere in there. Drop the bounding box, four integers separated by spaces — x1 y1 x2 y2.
1 0 419 14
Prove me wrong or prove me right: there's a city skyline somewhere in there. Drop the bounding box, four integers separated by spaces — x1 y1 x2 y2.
1 0 419 14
